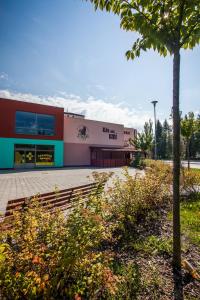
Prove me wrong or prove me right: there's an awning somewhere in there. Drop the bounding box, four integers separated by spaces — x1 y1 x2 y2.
90 147 140 152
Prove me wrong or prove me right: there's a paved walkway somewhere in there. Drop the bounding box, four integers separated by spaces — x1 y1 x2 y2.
0 167 139 214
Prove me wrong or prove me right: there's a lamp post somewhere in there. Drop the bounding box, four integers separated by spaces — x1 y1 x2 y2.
151 100 158 160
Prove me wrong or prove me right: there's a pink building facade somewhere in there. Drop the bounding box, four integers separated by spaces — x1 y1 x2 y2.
64 113 136 167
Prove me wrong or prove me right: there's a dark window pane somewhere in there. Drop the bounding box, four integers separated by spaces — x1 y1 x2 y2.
15 111 55 136
15 144 35 150
37 114 55 136
15 150 26 164
36 151 54 166
16 111 37 135
36 145 54 151
25 150 35 163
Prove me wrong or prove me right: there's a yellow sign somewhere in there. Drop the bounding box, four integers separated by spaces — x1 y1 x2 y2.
26 152 34 161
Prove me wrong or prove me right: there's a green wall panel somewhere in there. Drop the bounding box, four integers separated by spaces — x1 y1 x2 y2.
0 138 64 169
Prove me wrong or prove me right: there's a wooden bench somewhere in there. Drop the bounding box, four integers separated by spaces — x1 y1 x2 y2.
1 182 103 224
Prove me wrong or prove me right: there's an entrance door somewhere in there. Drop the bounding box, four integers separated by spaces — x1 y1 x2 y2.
24 149 35 168
14 145 36 168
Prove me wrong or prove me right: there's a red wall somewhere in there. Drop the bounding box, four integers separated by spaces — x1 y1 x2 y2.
0 98 64 140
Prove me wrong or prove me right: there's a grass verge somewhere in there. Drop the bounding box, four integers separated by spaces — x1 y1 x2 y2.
180 197 200 247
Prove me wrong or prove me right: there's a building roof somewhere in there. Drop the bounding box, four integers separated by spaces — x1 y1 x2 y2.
64 112 85 118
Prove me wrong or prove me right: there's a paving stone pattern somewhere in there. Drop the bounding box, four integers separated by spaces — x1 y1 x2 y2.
0 167 139 214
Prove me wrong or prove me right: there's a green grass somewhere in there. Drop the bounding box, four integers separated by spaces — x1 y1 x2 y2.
168 196 200 247
190 168 200 173
180 198 200 247
131 235 173 255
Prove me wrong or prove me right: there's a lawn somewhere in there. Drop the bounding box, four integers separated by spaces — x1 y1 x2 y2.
191 168 200 172
181 197 200 247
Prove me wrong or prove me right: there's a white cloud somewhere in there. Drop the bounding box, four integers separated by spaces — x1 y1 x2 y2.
0 72 8 80
0 89 152 130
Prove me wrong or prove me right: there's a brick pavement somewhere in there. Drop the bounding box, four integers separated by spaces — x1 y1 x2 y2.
0 167 139 214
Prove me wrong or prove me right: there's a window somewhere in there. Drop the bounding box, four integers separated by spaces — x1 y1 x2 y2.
36 145 54 166
37 114 55 135
15 111 37 135
124 131 130 135
109 134 117 140
15 111 55 136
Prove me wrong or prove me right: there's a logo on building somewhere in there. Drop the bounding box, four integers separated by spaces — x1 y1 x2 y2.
77 125 89 140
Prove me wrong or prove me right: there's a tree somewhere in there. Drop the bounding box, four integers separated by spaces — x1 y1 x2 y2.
190 114 200 159
155 120 164 159
181 112 198 168
133 120 153 157
86 0 200 286
163 119 173 159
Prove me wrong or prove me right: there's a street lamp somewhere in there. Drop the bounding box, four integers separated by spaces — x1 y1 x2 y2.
151 100 158 160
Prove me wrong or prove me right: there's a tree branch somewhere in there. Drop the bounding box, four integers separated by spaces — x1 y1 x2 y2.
180 20 200 47
122 0 153 25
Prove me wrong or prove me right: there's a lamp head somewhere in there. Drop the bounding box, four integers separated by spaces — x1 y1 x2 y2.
151 100 158 106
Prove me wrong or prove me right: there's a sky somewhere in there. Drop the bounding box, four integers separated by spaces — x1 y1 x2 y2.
0 0 199 129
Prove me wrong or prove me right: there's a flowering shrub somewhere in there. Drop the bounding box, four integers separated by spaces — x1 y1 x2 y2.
0 190 119 299
180 168 200 196
144 160 200 197
108 166 171 237
144 159 172 183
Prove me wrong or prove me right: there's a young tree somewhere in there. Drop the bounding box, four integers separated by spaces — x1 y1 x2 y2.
86 0 200 283
181 112 198 169
132 120 153 157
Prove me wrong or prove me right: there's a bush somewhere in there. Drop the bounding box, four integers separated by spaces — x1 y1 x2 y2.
130 152 144 169
108 166 171 239
180 168 200 196
0 192 119 299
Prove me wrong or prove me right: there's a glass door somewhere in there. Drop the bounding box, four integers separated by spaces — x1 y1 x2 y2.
14 145 36 168
15 149 26 167
24 149 35 168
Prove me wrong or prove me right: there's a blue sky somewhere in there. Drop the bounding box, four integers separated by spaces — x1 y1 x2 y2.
0 0 199 129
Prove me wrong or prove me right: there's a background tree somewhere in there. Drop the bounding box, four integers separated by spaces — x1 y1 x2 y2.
155 120 163 159
163 119 173 159
190 114 200 159
132 120 153 158
181 112 197 169
86 2 200 289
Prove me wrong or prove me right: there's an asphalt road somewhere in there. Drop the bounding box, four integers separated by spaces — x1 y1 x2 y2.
164 160 200 169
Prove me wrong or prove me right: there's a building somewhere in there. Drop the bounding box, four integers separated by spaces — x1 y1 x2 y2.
0 98 64 169
0 97 136 169
64 113 136 167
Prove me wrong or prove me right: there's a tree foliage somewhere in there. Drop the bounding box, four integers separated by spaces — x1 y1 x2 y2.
181 112 199 168
154 119 172 159
132 120 153 157
190 115 200 159
86 0 200 57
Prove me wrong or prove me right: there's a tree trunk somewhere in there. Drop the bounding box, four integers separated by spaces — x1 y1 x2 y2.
172 49 181 271
187 141 190 169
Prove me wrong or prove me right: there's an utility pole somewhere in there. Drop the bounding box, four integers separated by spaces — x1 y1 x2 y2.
151 100 158 160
